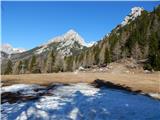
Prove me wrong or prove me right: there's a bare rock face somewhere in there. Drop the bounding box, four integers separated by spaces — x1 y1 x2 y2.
51 29 85 45
121 7 144 27
35 29 87 56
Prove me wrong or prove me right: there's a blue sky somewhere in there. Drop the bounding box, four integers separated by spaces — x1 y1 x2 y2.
2 1 160 49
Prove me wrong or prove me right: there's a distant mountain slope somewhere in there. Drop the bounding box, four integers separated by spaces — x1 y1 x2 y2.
63 6 160 71
2 5 160 75
1 44 26 55
1 29 88 74
10 29 86 60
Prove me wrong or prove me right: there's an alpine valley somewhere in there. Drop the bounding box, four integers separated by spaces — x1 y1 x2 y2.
1 6 160 75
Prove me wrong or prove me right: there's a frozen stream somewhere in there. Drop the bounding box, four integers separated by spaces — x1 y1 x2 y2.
1 83 160 120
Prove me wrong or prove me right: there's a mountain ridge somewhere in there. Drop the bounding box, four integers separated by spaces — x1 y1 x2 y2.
2 5 160 74
1 6 144 55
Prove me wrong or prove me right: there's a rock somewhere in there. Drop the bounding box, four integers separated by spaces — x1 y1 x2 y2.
79 66 85 71
144 70 150 74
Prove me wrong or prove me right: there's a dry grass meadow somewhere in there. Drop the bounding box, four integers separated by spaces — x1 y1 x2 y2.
1 72 160 95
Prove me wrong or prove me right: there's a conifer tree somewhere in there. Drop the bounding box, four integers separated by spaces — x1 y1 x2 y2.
148 32 160 70
4 59 12 75
64 56 73 71
29 55 36 72
53 54 63 72
45 50 55 73
104 47 111 64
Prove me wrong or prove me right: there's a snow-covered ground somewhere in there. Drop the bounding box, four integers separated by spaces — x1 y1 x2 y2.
1 84 44 94
1 83 160 120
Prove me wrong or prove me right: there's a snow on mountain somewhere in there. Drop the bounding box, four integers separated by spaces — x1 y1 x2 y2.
35 44 49 54
35 29 86 55
49 29 85 46
35 29 95 55
48 29 95 47
121 7 144 27
1 43 26 54
85 41 97 47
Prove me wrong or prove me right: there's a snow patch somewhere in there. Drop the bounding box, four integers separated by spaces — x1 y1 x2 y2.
69 107 79 120
79 66 85 70
149 93 160 99
51 83 99 97
1 84 43 94
1 83 160 120
35 44 48 54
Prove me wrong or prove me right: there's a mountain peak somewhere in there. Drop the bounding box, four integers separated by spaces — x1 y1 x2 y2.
1 43 26 54
35 29 86 55
130 7 144 19
65 29 77 35
63 29 85 45
48 29 85 46
121 6 144 27
131 7 144 15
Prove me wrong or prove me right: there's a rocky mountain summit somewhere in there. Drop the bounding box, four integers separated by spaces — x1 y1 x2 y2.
49 29 85 45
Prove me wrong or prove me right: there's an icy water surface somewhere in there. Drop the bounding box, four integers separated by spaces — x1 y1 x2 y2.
1 83 160 120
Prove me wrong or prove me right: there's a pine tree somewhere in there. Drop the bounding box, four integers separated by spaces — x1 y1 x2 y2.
53 54 63 72
131 42 141 60
99 44 106 64
148 32 160 70
104 47 111 64
64 56 73 71
112 41 121 61
94 46 100 65
45 50 55 73
29 55 36 72
23 59 29 72
4 60 12 75
12 61 20 74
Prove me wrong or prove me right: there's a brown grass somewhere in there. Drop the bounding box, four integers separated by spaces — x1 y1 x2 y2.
1 72 160 94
